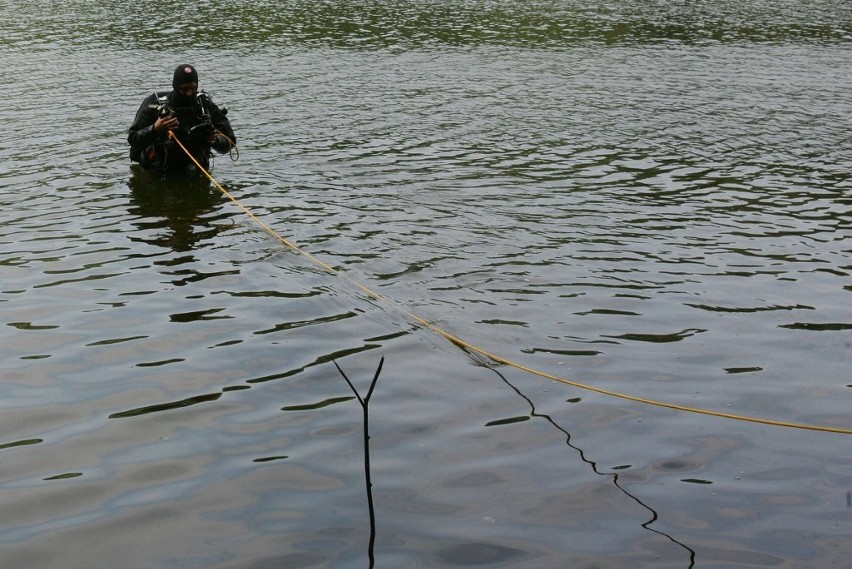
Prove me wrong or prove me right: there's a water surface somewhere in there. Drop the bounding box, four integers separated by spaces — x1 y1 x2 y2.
1 2 851 568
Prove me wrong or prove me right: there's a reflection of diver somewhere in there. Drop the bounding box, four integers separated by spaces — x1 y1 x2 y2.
126 166 230 252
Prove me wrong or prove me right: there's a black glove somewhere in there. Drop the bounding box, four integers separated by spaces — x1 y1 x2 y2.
188 121 213 144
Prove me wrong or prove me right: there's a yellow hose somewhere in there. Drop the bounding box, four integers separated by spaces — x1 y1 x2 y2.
166 131 852 436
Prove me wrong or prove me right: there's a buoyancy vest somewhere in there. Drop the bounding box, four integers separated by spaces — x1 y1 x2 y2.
137 91 215 171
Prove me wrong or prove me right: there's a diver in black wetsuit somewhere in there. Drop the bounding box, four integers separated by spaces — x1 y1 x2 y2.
128 64 236 174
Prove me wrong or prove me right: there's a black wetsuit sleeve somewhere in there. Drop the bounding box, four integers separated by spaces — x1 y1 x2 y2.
127 94 163 155
209 101 236 154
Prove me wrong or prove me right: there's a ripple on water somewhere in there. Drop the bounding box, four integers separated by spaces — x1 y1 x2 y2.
1 1 851 567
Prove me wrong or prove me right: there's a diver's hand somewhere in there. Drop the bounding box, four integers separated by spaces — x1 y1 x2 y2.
209 132 231 150
154 115 178 134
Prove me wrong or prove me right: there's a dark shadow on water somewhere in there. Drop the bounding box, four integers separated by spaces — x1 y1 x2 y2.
484 364 697 569
126 166 230 252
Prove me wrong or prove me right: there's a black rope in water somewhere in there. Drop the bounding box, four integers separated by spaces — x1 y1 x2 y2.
484 363 697 568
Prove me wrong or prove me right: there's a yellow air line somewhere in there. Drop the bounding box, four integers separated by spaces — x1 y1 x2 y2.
165 132 852 436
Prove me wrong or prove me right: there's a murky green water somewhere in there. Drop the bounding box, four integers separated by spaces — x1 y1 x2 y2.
1 2 851 567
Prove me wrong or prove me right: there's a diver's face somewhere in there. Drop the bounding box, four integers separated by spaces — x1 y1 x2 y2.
177 82 198 98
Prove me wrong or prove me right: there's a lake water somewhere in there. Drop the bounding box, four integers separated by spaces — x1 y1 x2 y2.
1 1 851 568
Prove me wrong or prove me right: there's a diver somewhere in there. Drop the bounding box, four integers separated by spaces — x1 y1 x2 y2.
128 64 236 174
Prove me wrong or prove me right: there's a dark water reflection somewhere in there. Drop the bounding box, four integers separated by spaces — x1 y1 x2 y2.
2 1 852 568
126 169 230 252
